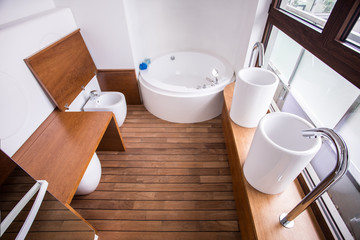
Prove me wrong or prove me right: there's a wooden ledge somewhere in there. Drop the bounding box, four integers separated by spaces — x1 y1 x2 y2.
12 110 125 204
222 82 325 239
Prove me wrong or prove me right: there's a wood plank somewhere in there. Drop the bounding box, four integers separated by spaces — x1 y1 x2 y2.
101 168 230 176
98 231 241 240
121 132 224 138
90 220 239 232
119 148 227 155
24 30 96 111
73 191 234 201
7 220 92 232
77 210 238 220
71 200 236 210
123 142 226 149
120 127 223 133
123 137 225 143
100 175 232 183
96 183 233 192
100 161 228 168
1 232 95 240
97 69 141 105
98 154 228 161
121 123 222 128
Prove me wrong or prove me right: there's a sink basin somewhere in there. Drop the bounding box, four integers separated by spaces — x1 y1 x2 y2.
83 91 127 126
243 112 321 194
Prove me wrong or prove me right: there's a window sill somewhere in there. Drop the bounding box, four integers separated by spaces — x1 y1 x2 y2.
221 82 325 239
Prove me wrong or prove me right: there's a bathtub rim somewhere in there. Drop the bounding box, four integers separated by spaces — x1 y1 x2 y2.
139 50 235 95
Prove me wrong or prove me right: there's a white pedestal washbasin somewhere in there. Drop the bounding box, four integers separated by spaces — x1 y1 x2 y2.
230 68 279 128
243 112 321 195
83 91 127 127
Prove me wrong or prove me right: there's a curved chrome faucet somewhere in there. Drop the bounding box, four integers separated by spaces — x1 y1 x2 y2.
280 128 349 228
249 42 265 68
89 90 100 102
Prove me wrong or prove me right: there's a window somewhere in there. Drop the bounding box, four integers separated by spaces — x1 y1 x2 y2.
279 0 338 29
265 26 360 240
264 0 360 238
346 14 360 48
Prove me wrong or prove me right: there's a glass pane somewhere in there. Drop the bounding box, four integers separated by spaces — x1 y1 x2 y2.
337 101 360 183
279 0 337 29
346 15 360 48
290 51 360 128
266 27 360 238
264 26 303 84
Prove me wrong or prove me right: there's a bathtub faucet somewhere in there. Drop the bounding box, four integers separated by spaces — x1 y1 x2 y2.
212 68 219 84
249 42 264 68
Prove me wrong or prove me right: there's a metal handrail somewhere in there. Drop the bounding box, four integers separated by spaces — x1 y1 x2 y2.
279 128 349 228
0 180 48 239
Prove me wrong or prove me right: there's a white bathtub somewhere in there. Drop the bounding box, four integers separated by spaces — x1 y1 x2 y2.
139 51 234 123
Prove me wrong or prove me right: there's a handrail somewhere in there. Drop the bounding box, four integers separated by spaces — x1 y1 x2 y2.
0 180 48 239
279 128 349 228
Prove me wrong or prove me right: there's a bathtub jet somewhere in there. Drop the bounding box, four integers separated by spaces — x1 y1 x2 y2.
139 51 234 123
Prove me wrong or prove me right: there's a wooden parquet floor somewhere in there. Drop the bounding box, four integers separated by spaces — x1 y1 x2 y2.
71 105 241 240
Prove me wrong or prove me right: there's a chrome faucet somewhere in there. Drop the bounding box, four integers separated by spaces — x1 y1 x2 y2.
249 42 264 67
279 128 349 228
89 90 100 101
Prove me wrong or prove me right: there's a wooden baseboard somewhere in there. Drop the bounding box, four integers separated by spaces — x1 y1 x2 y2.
97 69 141 105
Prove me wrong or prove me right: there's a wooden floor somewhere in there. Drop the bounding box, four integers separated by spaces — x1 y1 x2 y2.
71 105 241 240
0 167 95 240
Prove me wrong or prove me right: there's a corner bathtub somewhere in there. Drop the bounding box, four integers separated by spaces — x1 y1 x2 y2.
139 51 234 123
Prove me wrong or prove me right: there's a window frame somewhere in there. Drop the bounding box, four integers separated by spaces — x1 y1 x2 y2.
264 0 360 89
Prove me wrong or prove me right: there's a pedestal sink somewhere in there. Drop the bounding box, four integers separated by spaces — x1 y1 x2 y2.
83 91 127 127
243 112 321 194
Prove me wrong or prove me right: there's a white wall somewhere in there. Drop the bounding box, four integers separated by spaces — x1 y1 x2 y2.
0 7 78 156
123 0 269 72
53 0 135 69
0 0 55 25
242 0 273 69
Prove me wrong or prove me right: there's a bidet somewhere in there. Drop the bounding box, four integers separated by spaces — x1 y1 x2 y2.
83 91 127 127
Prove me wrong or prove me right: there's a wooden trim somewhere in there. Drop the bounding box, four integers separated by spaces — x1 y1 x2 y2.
221 106 257 239
222 83 325 239
64 203 97 234
24 29 97 111
266 0 360 88
97 69 141 105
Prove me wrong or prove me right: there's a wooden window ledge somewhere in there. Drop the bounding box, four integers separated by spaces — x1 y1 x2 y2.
222 82 325 239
